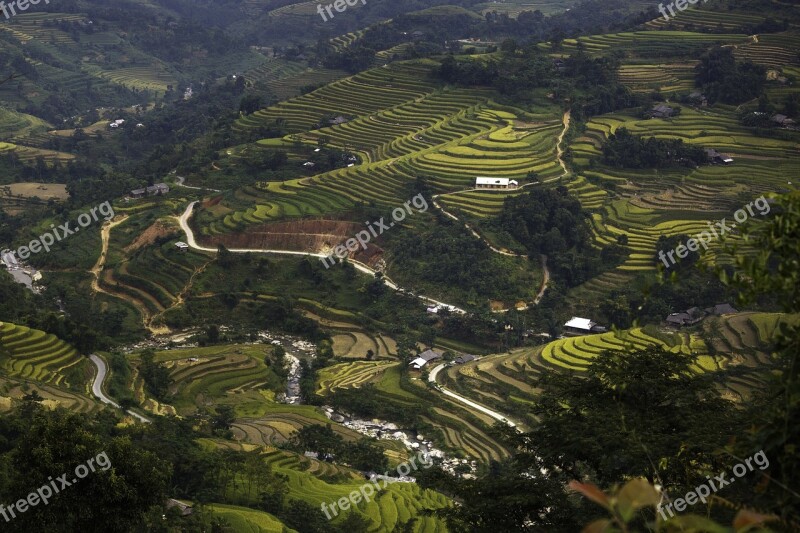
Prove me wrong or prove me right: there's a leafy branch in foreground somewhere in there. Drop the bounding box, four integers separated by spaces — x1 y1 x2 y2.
571 478 778 533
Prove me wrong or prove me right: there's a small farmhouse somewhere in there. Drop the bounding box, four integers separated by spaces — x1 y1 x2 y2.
409 349 442 370
705 303 738 316
664 307 705 328
475 177 519 190
688 91 708 107
563 317 606 337
130 183 169 198
650 104 674 119
705 148 734 165
147 183 170 195
771 114 796 127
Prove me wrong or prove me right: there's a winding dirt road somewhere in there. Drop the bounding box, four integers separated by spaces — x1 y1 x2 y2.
89 215 170 335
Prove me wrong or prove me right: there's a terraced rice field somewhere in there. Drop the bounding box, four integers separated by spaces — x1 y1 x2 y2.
443 313 794 419
101 238 211 324
0 140 75 164
206 59 567 233
616 63 696 94
150 344 283 415
203 426 450 530
645 9 764 32
207 504 292 533
329 30 366 52
317 360 398 394
0 322 84 386
254 446 451 532
475 0 578 17
564 105 798 298
244 58 308 86
545 30 748 57
330 332 398 358
169 353 269 400
0 108 51 139
266 68 350 101
232 408 370 446
0 12 86 44
0 376 101 414
733 32 800 69
88 66 177 93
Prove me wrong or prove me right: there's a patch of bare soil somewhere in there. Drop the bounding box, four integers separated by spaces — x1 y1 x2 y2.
205 218 365 253
124 219 179 254
202 196 223 208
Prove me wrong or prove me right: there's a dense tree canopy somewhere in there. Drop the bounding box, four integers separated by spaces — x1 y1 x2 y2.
602 128 707 169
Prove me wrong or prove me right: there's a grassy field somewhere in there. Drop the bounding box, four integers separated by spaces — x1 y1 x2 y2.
2 182 69 200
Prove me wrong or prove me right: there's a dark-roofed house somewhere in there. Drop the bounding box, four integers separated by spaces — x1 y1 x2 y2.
146 183 170 196
409 349 442 370
454 354 476 364
130 188 146 199
650 104 674 119
705 303 738 316
665 307 705 328
771 114 796 127
165 499 193 516
688 91 708 106
705 148 734 165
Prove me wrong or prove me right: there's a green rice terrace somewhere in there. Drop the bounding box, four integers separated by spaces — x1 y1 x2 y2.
182 19 800 315
131 340 512 465
0 322 86 387
565 102 798 304
197 58 566 237
202 445 451 532
438 312 800 426
0 323 98 414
